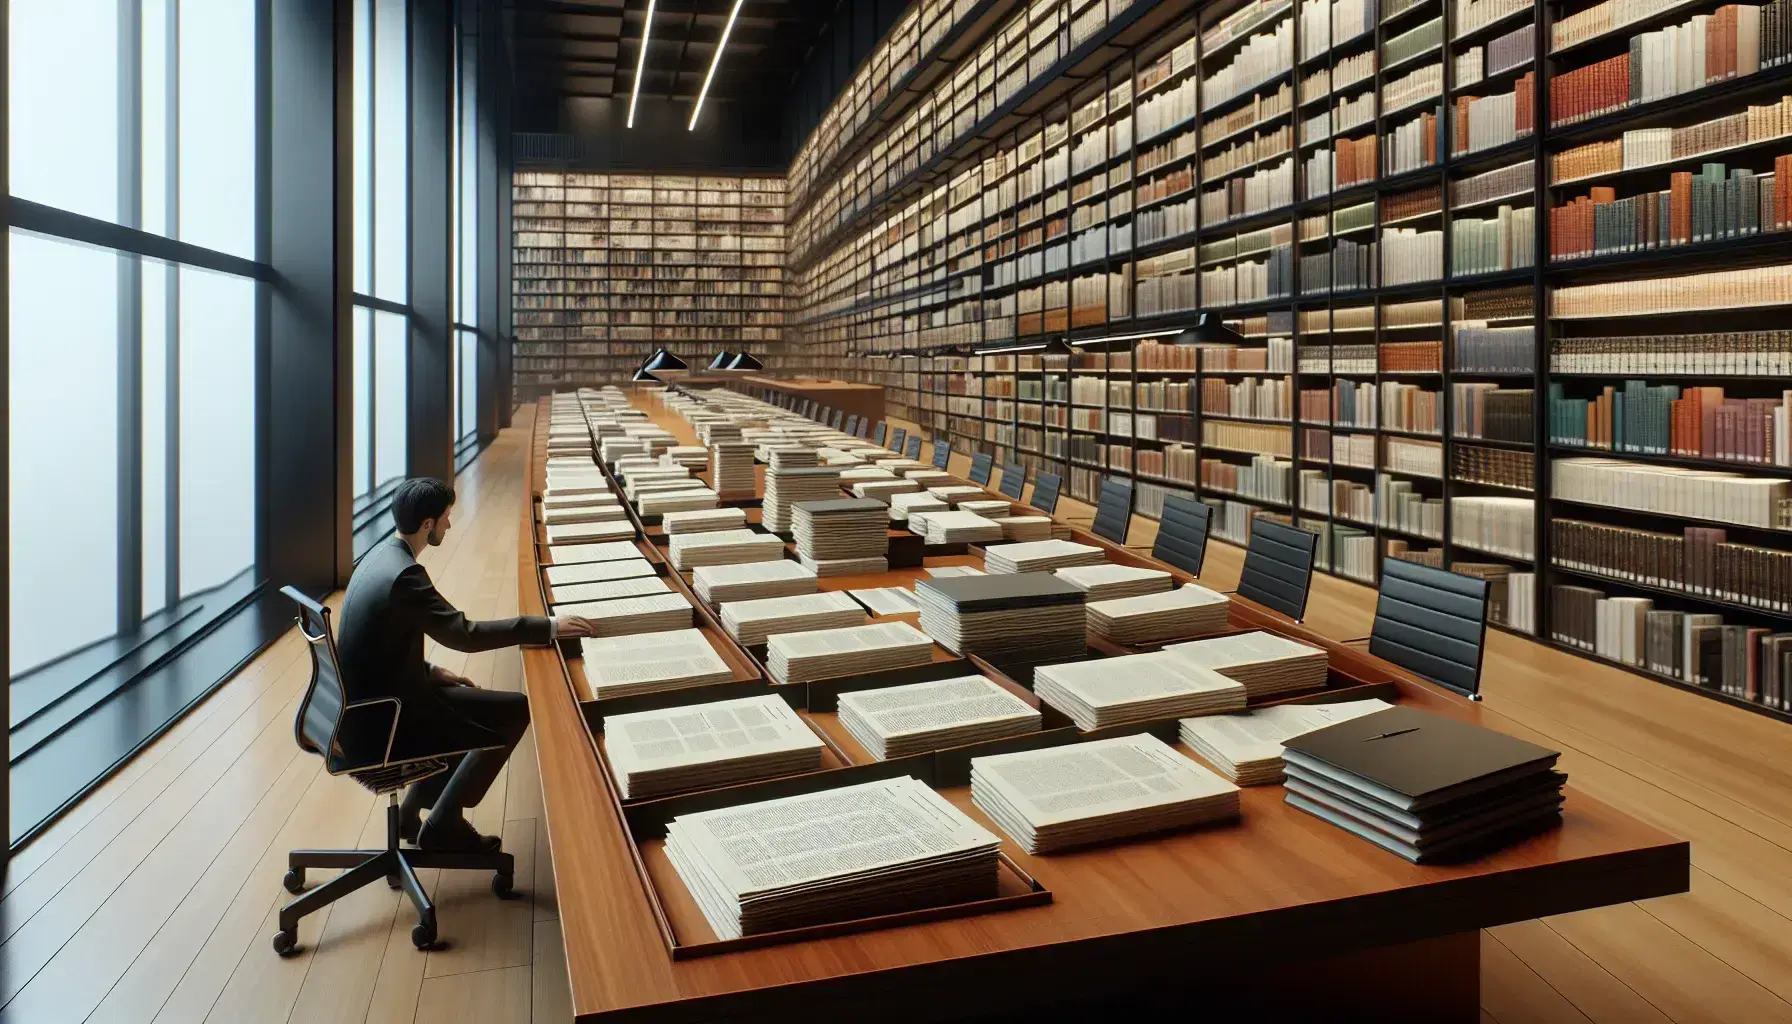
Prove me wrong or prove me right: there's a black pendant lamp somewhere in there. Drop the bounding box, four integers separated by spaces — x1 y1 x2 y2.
726 351 763 371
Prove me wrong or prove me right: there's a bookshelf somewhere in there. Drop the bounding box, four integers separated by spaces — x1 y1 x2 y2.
510 172 785 404
746 0 1792 719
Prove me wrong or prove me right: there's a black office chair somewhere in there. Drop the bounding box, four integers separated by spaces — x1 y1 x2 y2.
1233 518 1319 622
1089 476 1134 544
831 409 846 431
1367 558 1491 698
905 434 923 460
874 421 888 446
891 427 908 452
845 414 860 436
1151 494 1212 576
996 461 1026 501
856 417 871 439
1029 471 1063 515
967 452 995 487
932 438 952 470
273 587 516 957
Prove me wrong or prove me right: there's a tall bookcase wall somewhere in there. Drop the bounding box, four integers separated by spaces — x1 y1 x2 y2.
510 171 786 404
769 0 1792 722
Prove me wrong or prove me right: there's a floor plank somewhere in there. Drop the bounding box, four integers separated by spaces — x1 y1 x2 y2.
414 964 532 1024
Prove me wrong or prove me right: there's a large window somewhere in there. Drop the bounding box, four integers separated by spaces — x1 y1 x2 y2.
353 0 411 504
452 15 481 451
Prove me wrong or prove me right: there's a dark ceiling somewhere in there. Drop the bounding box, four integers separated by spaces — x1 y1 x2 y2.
509 0 842 107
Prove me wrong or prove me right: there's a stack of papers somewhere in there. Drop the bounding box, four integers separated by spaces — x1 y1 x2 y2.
540 502 628 526
1054 563 1174 601
600 438 645 463
1033 652 1246 730
604 695 825 799
846 587 921 616
1179 699 1394 784
764 447 819 469
664 776 1002 939
927 486 989 507
544 540 641 565
1163 631 1330 700
970 734 1241 854
662 507 748 535
1086 585 1232 645
550 574 672 607
763 467 843 533
924 565 985 578
665 446 709 469
543 558 657 588
798 554 889 577
792 499 889 562
577 629 737 700
710 442 757 494
692 560 818 605
993 516 1053 542
889 492 947 523
556 592 693 636
719 591 866 647
914 572 1086 663
546 520 638 545
638 489 720 515
903 470 955 486
957 500 1013 518
922 511 1004 545
668 529 786 570
837 467 896 483
766 621 935 684
542 490 619 509
982 540 1107 574
853 479 922 502
836 674 1042 760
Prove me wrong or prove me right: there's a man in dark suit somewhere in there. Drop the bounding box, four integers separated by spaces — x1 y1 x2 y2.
337 478 599 852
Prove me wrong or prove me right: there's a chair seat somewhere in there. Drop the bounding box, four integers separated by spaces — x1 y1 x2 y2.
349 758 450 795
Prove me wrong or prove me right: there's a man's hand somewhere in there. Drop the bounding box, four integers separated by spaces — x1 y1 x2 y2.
553 616 602 639
430 664 475 687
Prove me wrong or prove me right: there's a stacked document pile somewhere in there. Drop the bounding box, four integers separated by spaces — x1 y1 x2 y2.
993 516 1053 542
766 620 935 684
542 490 619 509
638 488 720 515
1280 706 1566 863
540 501 628 526
543 557 656 588
623 470 695 495
922 511 1004 545
915 573 1086 662
665 446 709 469
1164 631 1329 700
577 629 737 700
667 529 786 570
550 574 672 607
970 734 1241 853
836 674 1042 760
957 500 1013 518
928 485 989 507
662 507 747 535
904 470 955 486
693 560 818 605
763 467 843 533
925 565 986 578
837 467 896 484
557 592 693 637
1034 651 1246 730
720 591 866 647
546 520 638 545
600 438 645 463
698 421 742 444
875 459 928 474
545 540 641 566
765 446 818 470
664 776 1002 940
1179 699 1393 784
846 587 921 616
889 492 947 523
710 442 757 494
603 695 824 799
792 499 889 576
853 478 922 502
1054 564 1173 601
544 471 611 497
1086 585 1231 645
983 540 1107 574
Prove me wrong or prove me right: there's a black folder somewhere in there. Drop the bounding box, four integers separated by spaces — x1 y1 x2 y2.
915 572 1085 613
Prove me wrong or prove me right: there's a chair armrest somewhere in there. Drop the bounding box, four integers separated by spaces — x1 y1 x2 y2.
329 698 403 775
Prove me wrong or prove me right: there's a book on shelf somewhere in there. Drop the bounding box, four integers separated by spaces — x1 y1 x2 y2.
1548 380 1790 465
1553 517 1791 612
1551 158 1784 260
1550 331 1792 375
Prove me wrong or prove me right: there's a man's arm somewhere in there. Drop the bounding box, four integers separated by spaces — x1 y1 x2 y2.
393 562 555 652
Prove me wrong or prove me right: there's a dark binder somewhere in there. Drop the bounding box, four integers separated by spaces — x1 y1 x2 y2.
915 572 1085 613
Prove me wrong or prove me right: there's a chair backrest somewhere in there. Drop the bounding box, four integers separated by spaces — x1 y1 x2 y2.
845 414 860 436
1029 470 1063 515
1090 476 1134 543
831 408 846 431
802 400 817 419
967 452 995 486
856 416 871 439
904 435 923 460
1236 518 1318 621
1369 558 1491 697
932 438 951 470
874 421 888 445
284 586 349 764
1151 494 1212 576
996 461 1026 500
891 427 908 452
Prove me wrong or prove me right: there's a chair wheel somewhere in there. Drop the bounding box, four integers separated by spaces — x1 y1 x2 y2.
272 929 301 957
412 916 438 950
282 868 306 894
492 872 517 899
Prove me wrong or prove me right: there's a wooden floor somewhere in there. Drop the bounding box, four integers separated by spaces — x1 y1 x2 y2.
3 405 1789 1023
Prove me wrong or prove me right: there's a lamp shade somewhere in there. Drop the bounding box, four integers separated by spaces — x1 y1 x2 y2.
725 352 763 370
632 363 660 382
644 348 689 372
708 350 738 370
1174 313 1244 346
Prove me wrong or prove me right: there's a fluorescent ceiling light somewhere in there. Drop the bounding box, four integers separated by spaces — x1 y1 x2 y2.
688 0 745 130
627 0 657 129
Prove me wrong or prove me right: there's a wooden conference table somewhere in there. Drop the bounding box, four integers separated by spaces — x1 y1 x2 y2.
518 393 1688 1024
729 374 885 426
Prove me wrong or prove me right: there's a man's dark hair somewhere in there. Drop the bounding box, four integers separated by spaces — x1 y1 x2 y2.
393 478 455 533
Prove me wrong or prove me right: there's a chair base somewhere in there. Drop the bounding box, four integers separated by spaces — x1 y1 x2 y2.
272 799 515 957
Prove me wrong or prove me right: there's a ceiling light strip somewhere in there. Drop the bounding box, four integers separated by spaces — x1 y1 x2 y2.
627 0 657 129
688 0 745 130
